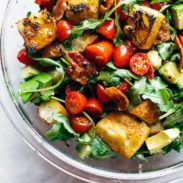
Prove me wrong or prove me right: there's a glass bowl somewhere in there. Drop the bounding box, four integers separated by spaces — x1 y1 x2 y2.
1 0 183 182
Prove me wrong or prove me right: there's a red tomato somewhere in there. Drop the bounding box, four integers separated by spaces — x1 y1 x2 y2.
96 84 111 103
146 65 154 80
142 1 151 8
178 35 183 46
116 0 128 20
85 97 103 117
85 41 114 66
151 3 164 10
65 91 87 114
125 39 137 52
113 45 134 68
17 48 32 65
71 114 92 134
97 19 117 40
130 53 150 75
35 0 53 10
118 82 130 93
57 20 72 42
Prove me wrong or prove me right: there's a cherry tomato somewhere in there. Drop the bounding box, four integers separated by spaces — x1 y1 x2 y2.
71 114 92 134
113 45 134 68
35 0 53 10
116 0 128 21
146 65 154 80
151 3 164 11
85 41 114 66
17 48 32 65
178 35 183 46
130 53 150 75
97 19 117 40
118 82 130 93
96 84 111 103
142 1 151 8
85 97 103 117
65 91 87 114
125 39 137 52
57 20 72 42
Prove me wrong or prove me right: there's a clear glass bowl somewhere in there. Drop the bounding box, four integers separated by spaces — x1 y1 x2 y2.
1 1 183 182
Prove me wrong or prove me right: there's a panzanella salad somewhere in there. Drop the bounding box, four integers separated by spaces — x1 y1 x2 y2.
16 0 183 160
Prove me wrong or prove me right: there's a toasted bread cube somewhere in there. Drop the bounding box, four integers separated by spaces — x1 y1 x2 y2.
129 100 160 124
17 10 56 52
126 5 170 49
38 99 69 124
150 122 164 136
66 0 99 24
96 112 150 158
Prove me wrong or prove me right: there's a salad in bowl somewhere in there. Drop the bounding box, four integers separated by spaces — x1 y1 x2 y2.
16 0 183 161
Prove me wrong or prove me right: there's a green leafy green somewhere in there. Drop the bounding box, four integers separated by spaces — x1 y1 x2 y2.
47 114 79 141
134 77 174 112
126 87 141 109
90 136 117 160
157 42 177 60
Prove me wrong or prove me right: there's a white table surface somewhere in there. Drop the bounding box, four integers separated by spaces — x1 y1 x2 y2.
0 1 182 183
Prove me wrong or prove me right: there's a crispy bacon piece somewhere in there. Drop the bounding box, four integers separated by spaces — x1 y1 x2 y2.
53 0 67 20
60 46 97 85
105 87 129 111
175 36 183 68
100 0 114 14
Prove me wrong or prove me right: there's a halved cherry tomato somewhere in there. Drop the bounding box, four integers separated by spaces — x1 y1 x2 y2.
85 41 114 66
65 91 87 114
17 48 32 65
85 97 103 117
142 1 151 8
113 45 134 68
97 19 117 40
125 39 137 52
178 35 183 46
35 0 53 11
116 0 128 21
96 84 111 103
71 114 92 134
151 3 164 11
130 53 150 75
146 65 154 80
118 82 130 93
57 20 72 42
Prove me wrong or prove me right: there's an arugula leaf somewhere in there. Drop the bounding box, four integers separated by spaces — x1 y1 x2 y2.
151 0 172 4
96 71 121 86
174 89 183 100
90 136 117 160
47 123 74 141
157 42 177 60
134 77 174 112
47 114 79 141
126 87 141 109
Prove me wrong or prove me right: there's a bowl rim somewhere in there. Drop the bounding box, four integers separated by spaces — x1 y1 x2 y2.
1 0 183 182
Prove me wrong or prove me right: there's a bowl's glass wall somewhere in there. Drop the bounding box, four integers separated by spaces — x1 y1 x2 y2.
1 0 183 182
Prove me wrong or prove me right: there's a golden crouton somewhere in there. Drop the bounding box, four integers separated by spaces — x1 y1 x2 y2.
38 99 69 124
129 100 160 124
126 5 170 49
66 0 99 24
96 112 150 158
105 87 129 111
17 10 57 52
